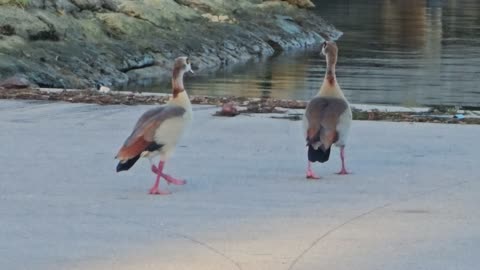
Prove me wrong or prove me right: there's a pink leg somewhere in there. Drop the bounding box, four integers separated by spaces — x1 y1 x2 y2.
336 146 350 175
151 164 161 174
162 173 186 185
148 161 171 195
151 161 187 186
149 173 171 195
306 161 320 179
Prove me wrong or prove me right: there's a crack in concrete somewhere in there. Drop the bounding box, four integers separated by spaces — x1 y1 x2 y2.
173 232 243 270
82 212 242 270
287 180 470 270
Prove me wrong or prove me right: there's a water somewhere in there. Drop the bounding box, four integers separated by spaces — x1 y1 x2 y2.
131 0 480 107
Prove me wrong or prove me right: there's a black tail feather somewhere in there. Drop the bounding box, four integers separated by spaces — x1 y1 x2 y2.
308 145 331 163
116 154 140 172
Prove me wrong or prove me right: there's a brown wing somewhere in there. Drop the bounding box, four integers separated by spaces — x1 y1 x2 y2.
305 97 348 150
116 105 186 160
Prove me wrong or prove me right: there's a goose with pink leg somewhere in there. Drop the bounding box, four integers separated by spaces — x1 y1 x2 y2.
115 56 194 195
303 41 352 179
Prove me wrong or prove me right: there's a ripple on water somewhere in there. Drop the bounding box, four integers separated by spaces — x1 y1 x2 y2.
125 0 480 107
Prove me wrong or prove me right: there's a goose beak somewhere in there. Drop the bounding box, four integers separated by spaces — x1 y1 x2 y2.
186 63 194 74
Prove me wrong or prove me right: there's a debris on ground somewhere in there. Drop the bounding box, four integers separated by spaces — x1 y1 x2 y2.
1 88 479 124
214 102 240 117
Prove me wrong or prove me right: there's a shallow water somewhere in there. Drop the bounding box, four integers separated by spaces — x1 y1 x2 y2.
130 0 480 107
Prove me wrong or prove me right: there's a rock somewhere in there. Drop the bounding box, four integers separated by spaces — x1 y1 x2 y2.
118 54 156 72
27 0 47 8
175 0 214 13
201 13 234 23
0 24 15 35
98 85 111 93
53 0 81 13
224 41 236 51
28 29 60 41
70 0 104 10
265 0 315 9
275 15 301 34
0 74 31 89
102 0 119 11
248 44 261 53
0 0 337 89
126 65 171 83
0 8 48 40
119 0 199 25
97 12 152 37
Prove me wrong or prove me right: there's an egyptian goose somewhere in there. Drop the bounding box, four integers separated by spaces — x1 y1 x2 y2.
303 41 352 178
115 56 194 194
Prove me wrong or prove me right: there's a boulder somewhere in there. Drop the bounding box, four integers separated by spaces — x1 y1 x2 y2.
265 0 315 9
0 74 32 89
0 0 336 89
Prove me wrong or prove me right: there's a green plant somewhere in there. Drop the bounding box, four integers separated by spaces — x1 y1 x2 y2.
0 0 30 8
15 0 30 8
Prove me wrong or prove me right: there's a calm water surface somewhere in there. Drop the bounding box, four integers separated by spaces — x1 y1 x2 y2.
132 0 480 106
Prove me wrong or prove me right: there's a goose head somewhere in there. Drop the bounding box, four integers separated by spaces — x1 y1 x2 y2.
174 56 194 75
321 41 338 57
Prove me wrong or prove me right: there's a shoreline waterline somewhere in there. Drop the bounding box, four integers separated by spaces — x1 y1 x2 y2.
1 87 479 124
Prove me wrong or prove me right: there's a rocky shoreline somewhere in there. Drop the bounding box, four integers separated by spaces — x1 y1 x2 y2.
1 87 479 125
0 0 338 89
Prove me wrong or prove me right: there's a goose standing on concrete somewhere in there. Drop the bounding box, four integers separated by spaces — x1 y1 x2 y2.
303 41 352 179
115 56 194 194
